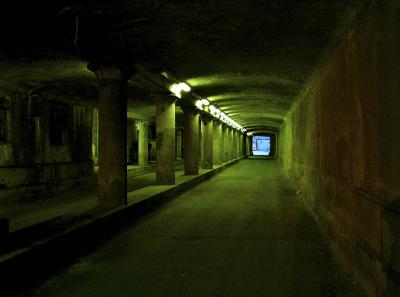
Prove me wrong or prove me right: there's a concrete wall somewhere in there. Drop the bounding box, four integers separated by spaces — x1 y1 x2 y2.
0 91 94 201
279 1 400 296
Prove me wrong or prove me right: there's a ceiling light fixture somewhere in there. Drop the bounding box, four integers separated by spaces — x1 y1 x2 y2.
195 100 203 109
209 105 216 113
170 82 191 98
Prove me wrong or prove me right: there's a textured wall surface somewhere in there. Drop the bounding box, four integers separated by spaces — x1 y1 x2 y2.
279 1 400 296
0 91 94 201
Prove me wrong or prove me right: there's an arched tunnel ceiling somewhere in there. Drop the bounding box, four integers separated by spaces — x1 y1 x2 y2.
0 0 364 131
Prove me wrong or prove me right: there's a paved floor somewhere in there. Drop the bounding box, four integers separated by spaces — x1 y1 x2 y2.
25 160 363 297
0 163 165 232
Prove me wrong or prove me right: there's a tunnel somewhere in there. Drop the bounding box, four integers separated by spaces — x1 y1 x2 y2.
0 0 399 296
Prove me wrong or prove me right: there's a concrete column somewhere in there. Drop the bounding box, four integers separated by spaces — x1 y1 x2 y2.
240 133 243 157
155 94 176 185
243 134 245 156
238 132 242 158
246 135 250 156
221 124 227 162
238 131 241 158
93 65 127 208
237 132 241 157
230 129 234 159
228 128 233 160
233 130 238 159
236 130 239 158
138 120 149 166
176 128 182 160
182 107 199 175
201 114 213 169
239 133 243 157
249 136 253 155
226 126 231 161
126 119 136 164
249 136 252 155
244 135 247 156
33 117 41 163
198 121 202 162
246 136 251 155
213 120 222 166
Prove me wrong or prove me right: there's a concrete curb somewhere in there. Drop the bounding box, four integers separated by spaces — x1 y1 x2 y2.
0 157 244 296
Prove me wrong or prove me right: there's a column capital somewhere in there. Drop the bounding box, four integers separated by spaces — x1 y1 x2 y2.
180 105 201 115
200 112 214 124
151 93 177 104
213 119 222 126
88 64 127 81
136 119 149 125
222 123 231 130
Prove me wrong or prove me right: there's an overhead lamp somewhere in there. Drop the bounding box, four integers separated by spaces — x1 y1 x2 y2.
209 105 221 117
170 82 191 98
195 100 203 109
179 82 191 92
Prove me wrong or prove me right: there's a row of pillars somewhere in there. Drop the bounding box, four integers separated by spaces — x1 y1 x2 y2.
184 109 247 174
92 65 249 208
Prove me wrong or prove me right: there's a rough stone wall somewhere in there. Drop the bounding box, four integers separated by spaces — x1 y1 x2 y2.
0 91 94 201
279 1 400 296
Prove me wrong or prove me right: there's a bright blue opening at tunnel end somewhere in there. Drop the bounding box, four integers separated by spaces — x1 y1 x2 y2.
252 136 270 156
